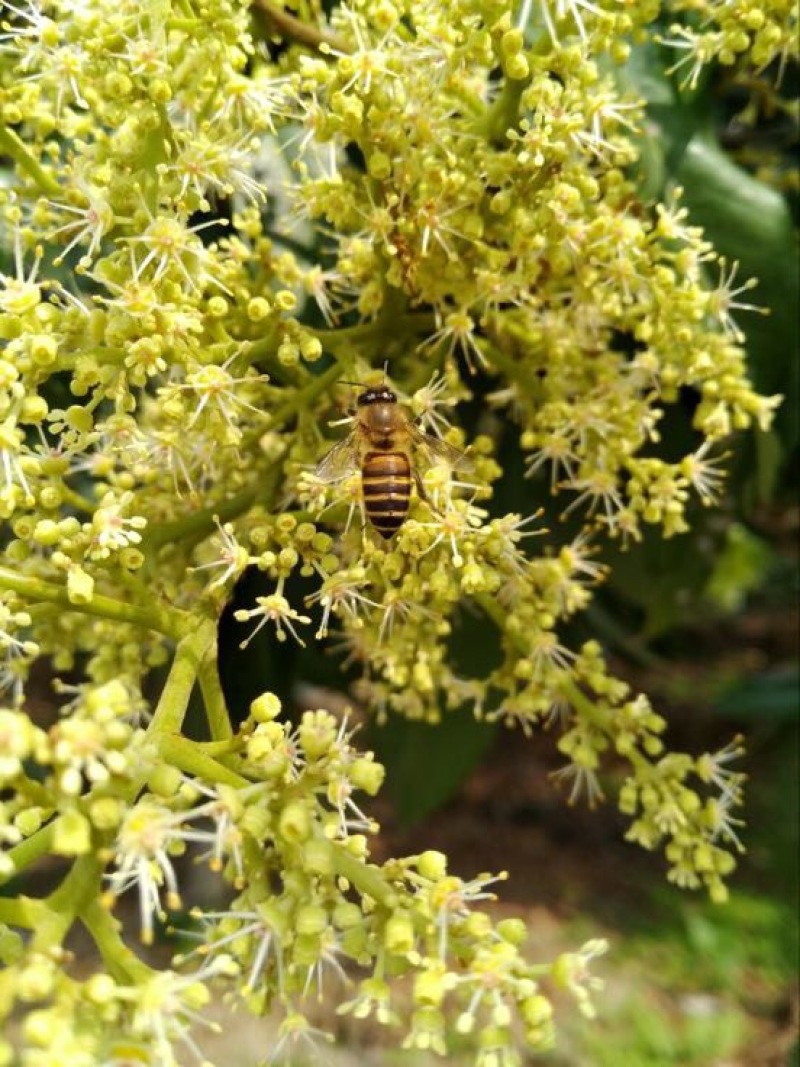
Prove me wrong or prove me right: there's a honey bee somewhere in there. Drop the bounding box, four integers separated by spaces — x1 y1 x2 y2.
315 381 469 539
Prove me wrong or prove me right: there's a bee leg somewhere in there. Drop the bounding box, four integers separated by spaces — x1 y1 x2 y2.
412 468 428 503
414 469 443 517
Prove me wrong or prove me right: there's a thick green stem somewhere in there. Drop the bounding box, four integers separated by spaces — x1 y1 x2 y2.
329 841 398 909
311 312 436 357
32 855 103 953
481 75 531 146
158 734 250 788
81 900 152 984
0 123 60 195
0 567 182 638
147 617 217 736
0 822 54 886
198 648 232 741
265 359 344 429
144 477 266 552
558 675 614 733
0 895 45 928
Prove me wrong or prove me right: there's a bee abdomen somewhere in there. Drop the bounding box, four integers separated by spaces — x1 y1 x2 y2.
362 451 411 539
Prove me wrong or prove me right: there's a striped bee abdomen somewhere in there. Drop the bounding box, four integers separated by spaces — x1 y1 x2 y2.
362 450 412 539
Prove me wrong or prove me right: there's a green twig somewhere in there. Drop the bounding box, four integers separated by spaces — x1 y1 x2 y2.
0 894 45 928
0 567 182 638
329 840 398 909
144 464 281 552
158 734 250 788
0 123 60 195
147 618 218 736
32 855 103 953
0 822 55 887
198 648 233 742
81 899 152 984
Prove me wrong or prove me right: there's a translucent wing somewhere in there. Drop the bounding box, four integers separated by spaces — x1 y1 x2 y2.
408 423 473 472
315 430 361 483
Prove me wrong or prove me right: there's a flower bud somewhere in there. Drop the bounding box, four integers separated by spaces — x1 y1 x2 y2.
384 911 415 955
349 756 385 796
53 809 91 855
278 800 312 843
295 904 328 936
250 692 282 722
67 565 94 605
417 850 447 880
247 296 272 321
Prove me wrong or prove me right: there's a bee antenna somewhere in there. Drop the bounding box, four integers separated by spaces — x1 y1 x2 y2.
337 379 363 387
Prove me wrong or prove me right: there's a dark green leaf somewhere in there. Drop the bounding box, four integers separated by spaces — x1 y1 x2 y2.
369 706 496 827
677 134 800 453
714 668 800 723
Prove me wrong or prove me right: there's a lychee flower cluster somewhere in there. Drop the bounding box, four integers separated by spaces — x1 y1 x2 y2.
0 0 787 1062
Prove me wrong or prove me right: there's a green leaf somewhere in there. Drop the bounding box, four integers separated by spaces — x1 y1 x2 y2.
703 523 773 613
714 668 800 724
677 134 800 452
368 706 496 827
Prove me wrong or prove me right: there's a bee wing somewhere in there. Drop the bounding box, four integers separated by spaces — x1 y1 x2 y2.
315 431 361 483
408 424 474 472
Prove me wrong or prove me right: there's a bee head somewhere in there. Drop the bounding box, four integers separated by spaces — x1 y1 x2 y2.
357 386 397 406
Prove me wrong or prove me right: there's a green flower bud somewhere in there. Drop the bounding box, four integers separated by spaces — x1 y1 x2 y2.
300 335 322 361
247 296 272 321
293 932 323 965
368 151 392 180
496 917 527 945
413 969 448 1007
505 53 530 80
88 797 123 830
64 405 94 433
53 809 92 855
295 904 328 936
148 764 183 797
149 78 173 103
384 911 415 955
14 807 44 837
302 838 335 876
32 519 60 546
349 756 385 796
275 290 297 312
417 850 447 880
333 901 363 929
250 692 282 722
501 28 524 56
20 395 48 423
30 334 58 366
521 994 553 1027
278 800 312 843
67 565 94 605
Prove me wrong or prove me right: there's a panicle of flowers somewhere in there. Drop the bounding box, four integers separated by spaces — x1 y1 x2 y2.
48 678 139 796
0 602 39 704
305 564 378 638
190 516 253 593
85 490 147 561
235 591 312 648
663 0 798 78
0 0 787 1062
102 795 239 945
